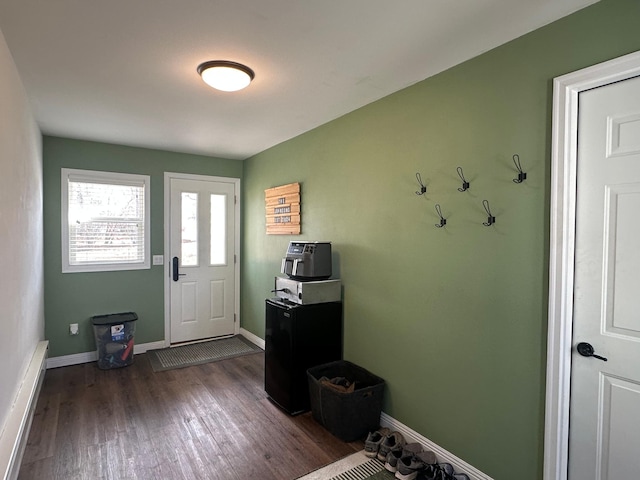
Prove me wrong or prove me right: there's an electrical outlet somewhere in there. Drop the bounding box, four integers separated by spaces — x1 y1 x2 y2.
69 323 79 335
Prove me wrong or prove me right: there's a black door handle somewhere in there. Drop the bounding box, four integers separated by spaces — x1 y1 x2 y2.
577 342 608 361
172 256 187 281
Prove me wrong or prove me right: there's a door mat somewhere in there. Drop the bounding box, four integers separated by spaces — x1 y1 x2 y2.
296 451 387 480
147 335 262 372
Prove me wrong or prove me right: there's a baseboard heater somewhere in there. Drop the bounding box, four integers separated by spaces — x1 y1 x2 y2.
0 341 48 480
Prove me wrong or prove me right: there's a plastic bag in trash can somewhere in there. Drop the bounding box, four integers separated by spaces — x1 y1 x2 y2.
91 312 138 369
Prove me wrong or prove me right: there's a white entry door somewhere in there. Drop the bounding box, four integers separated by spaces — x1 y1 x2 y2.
168 176 237 344
569 75 640 478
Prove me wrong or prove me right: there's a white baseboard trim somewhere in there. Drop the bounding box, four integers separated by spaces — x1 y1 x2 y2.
46 334 260 369
134 341 166 354
379 412 493 480
239 328 265 349
46 341 166 369
0 340 48 480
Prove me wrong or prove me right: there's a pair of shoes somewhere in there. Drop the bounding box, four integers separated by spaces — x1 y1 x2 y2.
364 427 390 458
423 462 452 480
422 462 469 480
385 442 421 472
377 431 406 461
395 450 436 480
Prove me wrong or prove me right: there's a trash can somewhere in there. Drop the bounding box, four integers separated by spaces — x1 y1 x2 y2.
307 360 385 441
91 312 138 370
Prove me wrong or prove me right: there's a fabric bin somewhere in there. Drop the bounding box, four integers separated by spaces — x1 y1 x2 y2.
307 360 385 441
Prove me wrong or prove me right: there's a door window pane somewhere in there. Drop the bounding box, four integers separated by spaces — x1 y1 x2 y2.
210 194 226 265
181 192 198 266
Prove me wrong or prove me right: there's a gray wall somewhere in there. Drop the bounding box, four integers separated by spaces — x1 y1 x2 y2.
0 29 44 436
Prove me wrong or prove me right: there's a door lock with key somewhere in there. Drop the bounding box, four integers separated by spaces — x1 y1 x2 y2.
576 342 608 361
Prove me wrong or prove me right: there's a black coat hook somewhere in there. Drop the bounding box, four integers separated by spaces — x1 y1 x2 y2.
456 166 470 192
482 200 495 226
415 173 427 195
434 204 446 228
512 154 527 183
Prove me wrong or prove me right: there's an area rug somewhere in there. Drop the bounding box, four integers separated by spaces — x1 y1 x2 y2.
296 451 389 480
147 335 262 372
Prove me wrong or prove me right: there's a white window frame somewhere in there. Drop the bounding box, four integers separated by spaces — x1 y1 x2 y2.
61 168 151 273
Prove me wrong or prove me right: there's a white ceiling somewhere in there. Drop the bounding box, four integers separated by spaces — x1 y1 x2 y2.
0 0 597 160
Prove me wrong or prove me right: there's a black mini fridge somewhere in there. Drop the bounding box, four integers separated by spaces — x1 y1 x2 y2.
264 298 342 415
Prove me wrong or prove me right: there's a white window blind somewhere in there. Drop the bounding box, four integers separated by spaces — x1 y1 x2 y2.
62 169 150 273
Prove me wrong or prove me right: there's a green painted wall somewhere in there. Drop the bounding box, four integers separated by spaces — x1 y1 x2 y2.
43 136 242 357
240 0 640 478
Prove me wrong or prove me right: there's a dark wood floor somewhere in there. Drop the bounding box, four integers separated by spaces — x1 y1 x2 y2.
18 352 363 480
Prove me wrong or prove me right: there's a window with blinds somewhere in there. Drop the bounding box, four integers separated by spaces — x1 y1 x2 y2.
61 169 151 273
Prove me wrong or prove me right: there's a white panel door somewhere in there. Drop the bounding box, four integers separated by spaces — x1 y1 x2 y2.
570 75 640 478
169 177 236 343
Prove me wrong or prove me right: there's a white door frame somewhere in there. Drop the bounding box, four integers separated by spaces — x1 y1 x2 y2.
544 49 640 480
163 172 241 346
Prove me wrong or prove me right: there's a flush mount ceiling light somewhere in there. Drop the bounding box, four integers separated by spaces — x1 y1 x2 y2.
197 60 255 92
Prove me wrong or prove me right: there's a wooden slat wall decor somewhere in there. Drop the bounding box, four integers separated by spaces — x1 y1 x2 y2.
265 182 301 235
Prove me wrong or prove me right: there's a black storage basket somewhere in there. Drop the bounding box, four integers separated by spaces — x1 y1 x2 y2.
307 360 385 442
